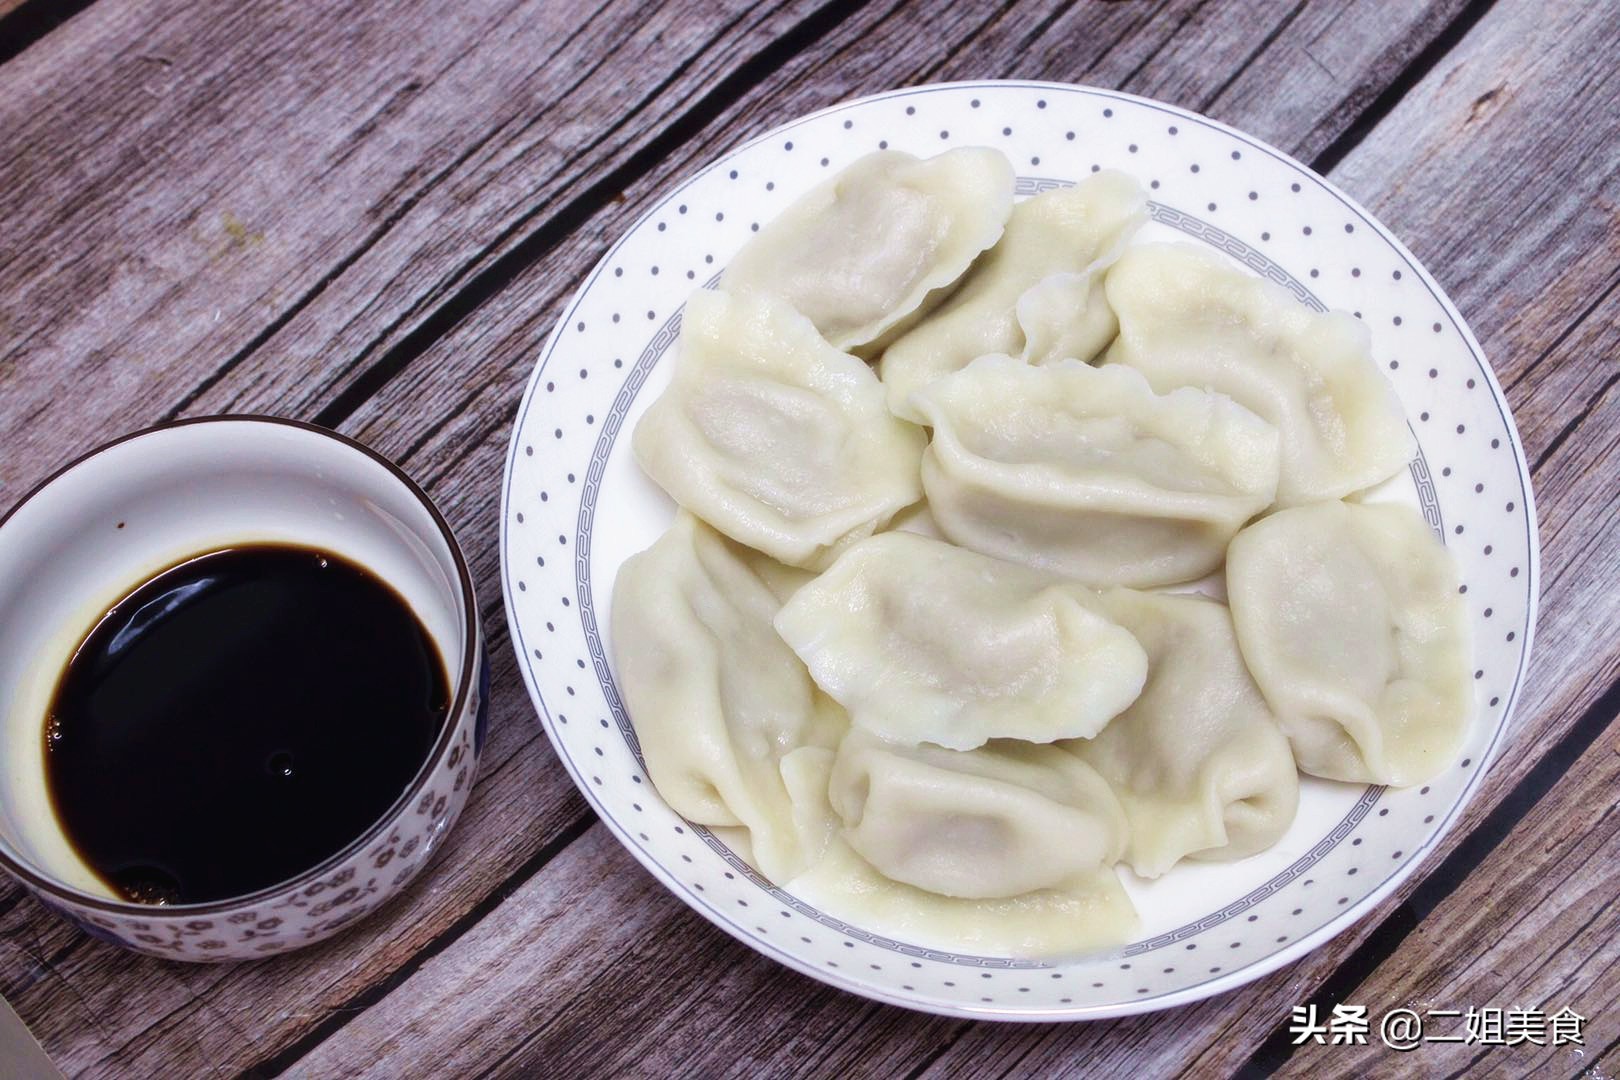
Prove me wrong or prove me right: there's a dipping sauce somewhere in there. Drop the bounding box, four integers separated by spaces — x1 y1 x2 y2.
44 545 449 905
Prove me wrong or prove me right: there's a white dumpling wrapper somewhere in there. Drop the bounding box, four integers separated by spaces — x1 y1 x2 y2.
610 514 847 882
632 288 924 569
1226 500 1473 786
829 731 1128 898
783 746 1137 958
913 357 1280 587
723 148 1015 353
883 499 945 540
1104 243 1415 506
774 532 1148 750
1067 589 1299 879
878 170 1147 421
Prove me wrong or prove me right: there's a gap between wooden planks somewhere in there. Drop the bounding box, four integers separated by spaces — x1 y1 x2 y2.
22 2 1542 1075
249 0 1620 1063
0 0 1616 1074
0 0 841 489
0 0 1477 502
292 0 1620 1072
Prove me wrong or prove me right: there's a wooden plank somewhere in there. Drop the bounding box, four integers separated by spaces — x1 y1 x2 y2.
334 0 1481 489
1264 297 1620 1080
935 2 1620 1074
0 0 830 499
0 625 591 1066
0 2 1609 1078
0 0 1496 1074
180 0 1483 436
1294 712 1620 1078
0 0 848 1067
0 0 839 1070
296 0 1620 1075
0 0 1474 510
1064 0 1483 165
910 269 1620 1080
295 741 1618 1077
1328 5 1620 394
281 476 1615 1080
289 822 960 1080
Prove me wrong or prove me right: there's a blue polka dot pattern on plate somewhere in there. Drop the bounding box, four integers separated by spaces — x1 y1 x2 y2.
498 81 1538 1021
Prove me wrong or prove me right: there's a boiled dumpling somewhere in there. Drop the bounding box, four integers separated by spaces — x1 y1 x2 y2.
788 845 1136 959
879 171 1147 421
776 745 845 874
1105 243 1415 506
1226 501 1472 786
723 148 1015 354
610 514 847 882
1067 590 1299 878
773 532 1148 750
632 288 925 569
783 745 1137 957
883 499 945 540
829 731 1128 898
913 357 1280 587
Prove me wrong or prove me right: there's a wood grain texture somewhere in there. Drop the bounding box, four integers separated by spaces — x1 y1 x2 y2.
1302 721 1620 1075
335 0 1480 511
0 0 1615 1075
0 2 839 1068
0 0 1474 509
290 823 961 1080
305 0 1620 1075
0 0 1311 1074
910 227 1620 1080
0 0 830 497
239 4 1620 1075
11 7 1473 1075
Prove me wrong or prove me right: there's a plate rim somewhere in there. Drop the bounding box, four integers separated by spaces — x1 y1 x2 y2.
498 78 1542 1022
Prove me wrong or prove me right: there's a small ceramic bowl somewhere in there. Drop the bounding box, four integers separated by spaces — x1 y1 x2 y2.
0 417 486 961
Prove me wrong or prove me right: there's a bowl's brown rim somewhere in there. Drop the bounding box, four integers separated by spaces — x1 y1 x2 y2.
0 415 480 916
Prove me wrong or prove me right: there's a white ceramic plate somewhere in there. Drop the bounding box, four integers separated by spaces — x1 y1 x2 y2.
499 82 1539 1020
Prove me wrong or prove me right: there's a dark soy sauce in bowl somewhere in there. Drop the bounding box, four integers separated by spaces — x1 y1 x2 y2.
44 545 450 905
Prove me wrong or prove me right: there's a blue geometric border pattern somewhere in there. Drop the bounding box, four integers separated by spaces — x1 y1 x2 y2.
573 199 1409 968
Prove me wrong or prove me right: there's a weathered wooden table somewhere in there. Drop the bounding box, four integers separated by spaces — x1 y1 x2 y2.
1 0 1615 1075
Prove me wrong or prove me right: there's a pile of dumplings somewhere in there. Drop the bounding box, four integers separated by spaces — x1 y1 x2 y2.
610 146 1473 958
